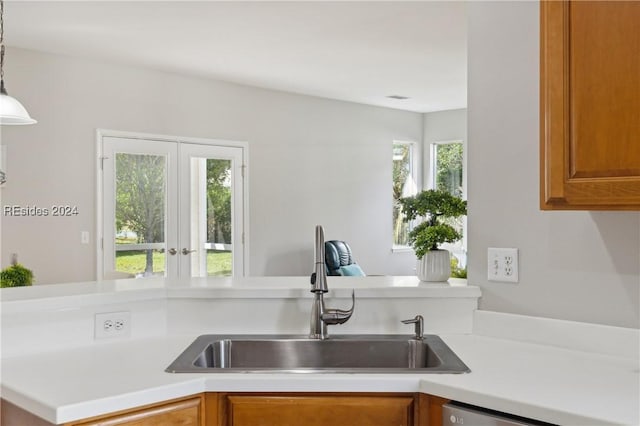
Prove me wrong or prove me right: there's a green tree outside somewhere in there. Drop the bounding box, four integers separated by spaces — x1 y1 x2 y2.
206 159 232 245
116 153 165 276
115 155 234 277
393 143 412 246
434 143 463 198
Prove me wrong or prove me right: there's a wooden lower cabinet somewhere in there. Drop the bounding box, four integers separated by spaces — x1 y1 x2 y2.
206 392 449 426
3 392 447 426
64 395 204 426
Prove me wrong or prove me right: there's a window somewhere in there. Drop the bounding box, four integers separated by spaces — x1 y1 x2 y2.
430 141 464 197
429 140 466 268
392 141 419 248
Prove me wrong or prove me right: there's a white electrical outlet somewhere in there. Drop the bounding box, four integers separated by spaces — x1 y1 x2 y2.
487 248 519 283
95 311 131 339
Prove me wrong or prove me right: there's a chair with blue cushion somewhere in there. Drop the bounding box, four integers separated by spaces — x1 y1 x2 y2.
324 240 366 276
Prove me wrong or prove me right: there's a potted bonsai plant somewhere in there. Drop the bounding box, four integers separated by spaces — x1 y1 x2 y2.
0 254 34 288
399 189 467 281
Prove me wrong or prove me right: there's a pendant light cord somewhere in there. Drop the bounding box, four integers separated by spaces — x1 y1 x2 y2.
1 0 7 94
0 1 4 184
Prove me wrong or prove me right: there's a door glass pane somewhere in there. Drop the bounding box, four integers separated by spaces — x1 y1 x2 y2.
190 157 233 277
115 153 167 277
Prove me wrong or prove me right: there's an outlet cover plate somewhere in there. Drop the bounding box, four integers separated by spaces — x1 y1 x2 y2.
487 247 519 283
94 311 131 339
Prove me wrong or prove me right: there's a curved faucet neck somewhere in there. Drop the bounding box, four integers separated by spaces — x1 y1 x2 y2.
311 225 328 293
309 225 355 340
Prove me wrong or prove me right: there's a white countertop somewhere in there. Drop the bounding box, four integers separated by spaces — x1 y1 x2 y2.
420 334 639 426
0 276 476 304
2 331 638 425
0 279 637 425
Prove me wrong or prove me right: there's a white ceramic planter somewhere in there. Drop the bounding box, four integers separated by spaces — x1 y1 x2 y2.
417 249 451 282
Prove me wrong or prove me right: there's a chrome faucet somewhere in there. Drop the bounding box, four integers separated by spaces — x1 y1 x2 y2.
309 225 355 340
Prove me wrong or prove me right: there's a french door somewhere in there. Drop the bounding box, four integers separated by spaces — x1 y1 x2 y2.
178 142 245 278
99 133 246 279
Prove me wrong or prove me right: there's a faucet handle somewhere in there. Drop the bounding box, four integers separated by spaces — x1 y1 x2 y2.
321 290 355 325
401 315 424 340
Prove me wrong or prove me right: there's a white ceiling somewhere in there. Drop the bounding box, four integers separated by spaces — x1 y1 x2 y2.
5 1 467 113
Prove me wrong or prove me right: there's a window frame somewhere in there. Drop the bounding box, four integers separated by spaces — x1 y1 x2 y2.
427 139 467 267
392 140 421 252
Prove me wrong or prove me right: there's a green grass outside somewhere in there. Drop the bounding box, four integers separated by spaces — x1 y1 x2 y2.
115 250 232 276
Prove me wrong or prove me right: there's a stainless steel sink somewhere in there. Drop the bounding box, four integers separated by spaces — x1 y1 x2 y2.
166 334 470 374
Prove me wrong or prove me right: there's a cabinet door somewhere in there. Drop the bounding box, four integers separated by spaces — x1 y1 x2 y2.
416 394 450 426
221 393 415 426
540 0 640 210
66 395 203 426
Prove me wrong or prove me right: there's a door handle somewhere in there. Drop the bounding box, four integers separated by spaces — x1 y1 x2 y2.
182 248 196 255
167 248 178 256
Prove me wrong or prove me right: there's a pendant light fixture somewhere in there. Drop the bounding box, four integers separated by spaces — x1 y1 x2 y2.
0 0 36 125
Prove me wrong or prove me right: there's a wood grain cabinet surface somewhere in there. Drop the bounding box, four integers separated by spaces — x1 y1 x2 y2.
540 0 640 210
64 395 204 426
207 392 448 426
2 392 448 426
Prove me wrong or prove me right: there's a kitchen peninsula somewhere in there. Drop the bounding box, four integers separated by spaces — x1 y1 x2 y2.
0 277 638 425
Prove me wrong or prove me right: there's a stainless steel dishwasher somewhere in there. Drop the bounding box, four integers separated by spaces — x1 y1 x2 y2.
443 402 557 426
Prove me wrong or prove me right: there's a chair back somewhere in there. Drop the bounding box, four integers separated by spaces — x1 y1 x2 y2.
324 240 366 276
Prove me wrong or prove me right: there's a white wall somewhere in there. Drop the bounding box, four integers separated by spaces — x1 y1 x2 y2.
467 1 640 328
4 2 639 330
0 48 422 283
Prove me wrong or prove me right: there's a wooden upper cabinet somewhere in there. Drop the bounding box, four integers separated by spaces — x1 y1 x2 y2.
540 0 640 210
